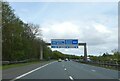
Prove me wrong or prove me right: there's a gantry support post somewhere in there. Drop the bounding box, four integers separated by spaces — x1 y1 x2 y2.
78 43 87 62
40 45 43 60
84 43 87 62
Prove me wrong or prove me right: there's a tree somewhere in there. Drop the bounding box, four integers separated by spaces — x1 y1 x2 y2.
2 2 43 61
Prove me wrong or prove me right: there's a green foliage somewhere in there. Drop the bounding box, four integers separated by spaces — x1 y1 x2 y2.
52 50 63 59
89 51 120 63
51 50 80 60
2 2 44 61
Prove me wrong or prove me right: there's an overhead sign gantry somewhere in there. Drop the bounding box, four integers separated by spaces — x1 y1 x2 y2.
51 39 78 48
40 39 87 62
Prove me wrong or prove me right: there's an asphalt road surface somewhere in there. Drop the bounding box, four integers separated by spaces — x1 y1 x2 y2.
3 61 119 81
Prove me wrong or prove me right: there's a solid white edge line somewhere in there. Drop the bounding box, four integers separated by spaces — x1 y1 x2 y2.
10 61 56 81
69 76 74 80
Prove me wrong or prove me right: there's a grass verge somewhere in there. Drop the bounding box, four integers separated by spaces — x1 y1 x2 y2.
2 60 53 70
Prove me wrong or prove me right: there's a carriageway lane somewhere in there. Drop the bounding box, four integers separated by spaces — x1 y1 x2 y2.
14 61 118 80
2 61 54 79
62 61 118 79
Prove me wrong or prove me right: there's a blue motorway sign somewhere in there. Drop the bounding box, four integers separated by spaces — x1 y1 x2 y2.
51 39 78 48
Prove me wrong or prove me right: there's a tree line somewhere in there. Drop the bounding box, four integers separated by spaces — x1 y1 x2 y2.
2 2 80 61
2 2 43 61
88 49 120 63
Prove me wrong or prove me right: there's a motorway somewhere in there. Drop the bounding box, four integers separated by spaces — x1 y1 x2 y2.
3 60 119 81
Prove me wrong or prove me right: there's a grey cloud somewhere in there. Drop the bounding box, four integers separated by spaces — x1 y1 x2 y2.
41 21 117 55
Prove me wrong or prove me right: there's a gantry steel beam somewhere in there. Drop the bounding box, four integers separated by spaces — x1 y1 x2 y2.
45 43 87 62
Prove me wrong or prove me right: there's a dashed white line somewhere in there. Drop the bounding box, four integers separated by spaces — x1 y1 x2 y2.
69 76 74 80
91 69 96 72
64 68 67 71
10 61 56 81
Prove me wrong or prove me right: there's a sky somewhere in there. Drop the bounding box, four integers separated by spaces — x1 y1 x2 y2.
9 1 118 56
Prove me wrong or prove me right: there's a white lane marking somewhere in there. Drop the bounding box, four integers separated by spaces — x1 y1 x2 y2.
69 76 74 80
64 68 66 71
91 69 96 72
10 61 56 81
